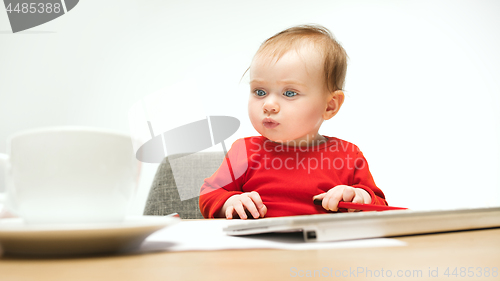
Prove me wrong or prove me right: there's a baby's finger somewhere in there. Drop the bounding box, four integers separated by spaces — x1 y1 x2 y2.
342 186 356 202
233 202 248 220
241 196 260 219
347 194 364 212
312 193 327 205
358 189 372 204
352 193 364 204
259 204 268 217
225 205 234 219
248 192 266 217
341 187 357 212
323 193 342 212
313 192 327 200
248 191 264 206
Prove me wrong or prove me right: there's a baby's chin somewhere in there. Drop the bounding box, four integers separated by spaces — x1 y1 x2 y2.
255 127 303 144
259 131 325 146
259 132 295 144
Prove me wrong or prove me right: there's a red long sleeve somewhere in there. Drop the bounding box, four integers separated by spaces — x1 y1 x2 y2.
199 136 387 218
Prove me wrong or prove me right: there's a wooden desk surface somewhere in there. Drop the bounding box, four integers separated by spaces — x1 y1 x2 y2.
0 228 499 281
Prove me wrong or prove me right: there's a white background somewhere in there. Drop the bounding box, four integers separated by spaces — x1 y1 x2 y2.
1 0 499 214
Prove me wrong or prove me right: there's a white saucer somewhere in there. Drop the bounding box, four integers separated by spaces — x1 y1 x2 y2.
0 216 179 256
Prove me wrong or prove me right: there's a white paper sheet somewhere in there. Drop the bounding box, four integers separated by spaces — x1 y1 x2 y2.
138 220 406 253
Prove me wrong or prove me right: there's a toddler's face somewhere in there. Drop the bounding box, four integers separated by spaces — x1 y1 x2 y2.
248 46 332 146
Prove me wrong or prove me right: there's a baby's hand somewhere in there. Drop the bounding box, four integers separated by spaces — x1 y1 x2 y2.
313 185 371 212
220 191 267 219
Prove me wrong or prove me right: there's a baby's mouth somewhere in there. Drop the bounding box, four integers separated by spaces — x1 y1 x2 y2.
263 118 279 129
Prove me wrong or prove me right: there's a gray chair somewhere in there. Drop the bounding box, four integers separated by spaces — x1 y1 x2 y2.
143 152 225 219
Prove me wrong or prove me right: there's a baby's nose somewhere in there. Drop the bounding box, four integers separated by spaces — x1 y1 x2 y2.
263 100 279 113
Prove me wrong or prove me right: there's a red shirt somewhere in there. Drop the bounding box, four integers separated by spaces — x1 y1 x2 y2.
199 136 387 218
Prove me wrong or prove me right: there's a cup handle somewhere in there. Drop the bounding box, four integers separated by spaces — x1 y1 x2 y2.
0 153 18 218
0 153 8 204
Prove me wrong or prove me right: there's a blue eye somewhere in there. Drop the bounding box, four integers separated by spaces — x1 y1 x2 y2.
284 90 298 97
255 89 266 97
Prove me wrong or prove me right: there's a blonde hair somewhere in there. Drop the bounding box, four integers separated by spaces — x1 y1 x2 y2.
251 24 348 92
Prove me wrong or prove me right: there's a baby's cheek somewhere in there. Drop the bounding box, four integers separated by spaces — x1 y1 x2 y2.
300 106 324 123
247 107 260 127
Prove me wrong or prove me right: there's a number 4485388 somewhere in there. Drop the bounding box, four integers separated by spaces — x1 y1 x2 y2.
5 2 61 14
444 267 498 278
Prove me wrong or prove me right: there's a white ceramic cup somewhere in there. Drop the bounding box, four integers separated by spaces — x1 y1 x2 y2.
0 127 140 224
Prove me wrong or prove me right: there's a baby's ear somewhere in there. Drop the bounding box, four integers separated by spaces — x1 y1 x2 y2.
323 90 345 120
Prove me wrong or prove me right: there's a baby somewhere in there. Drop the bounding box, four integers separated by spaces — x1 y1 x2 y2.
199 24 387 219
